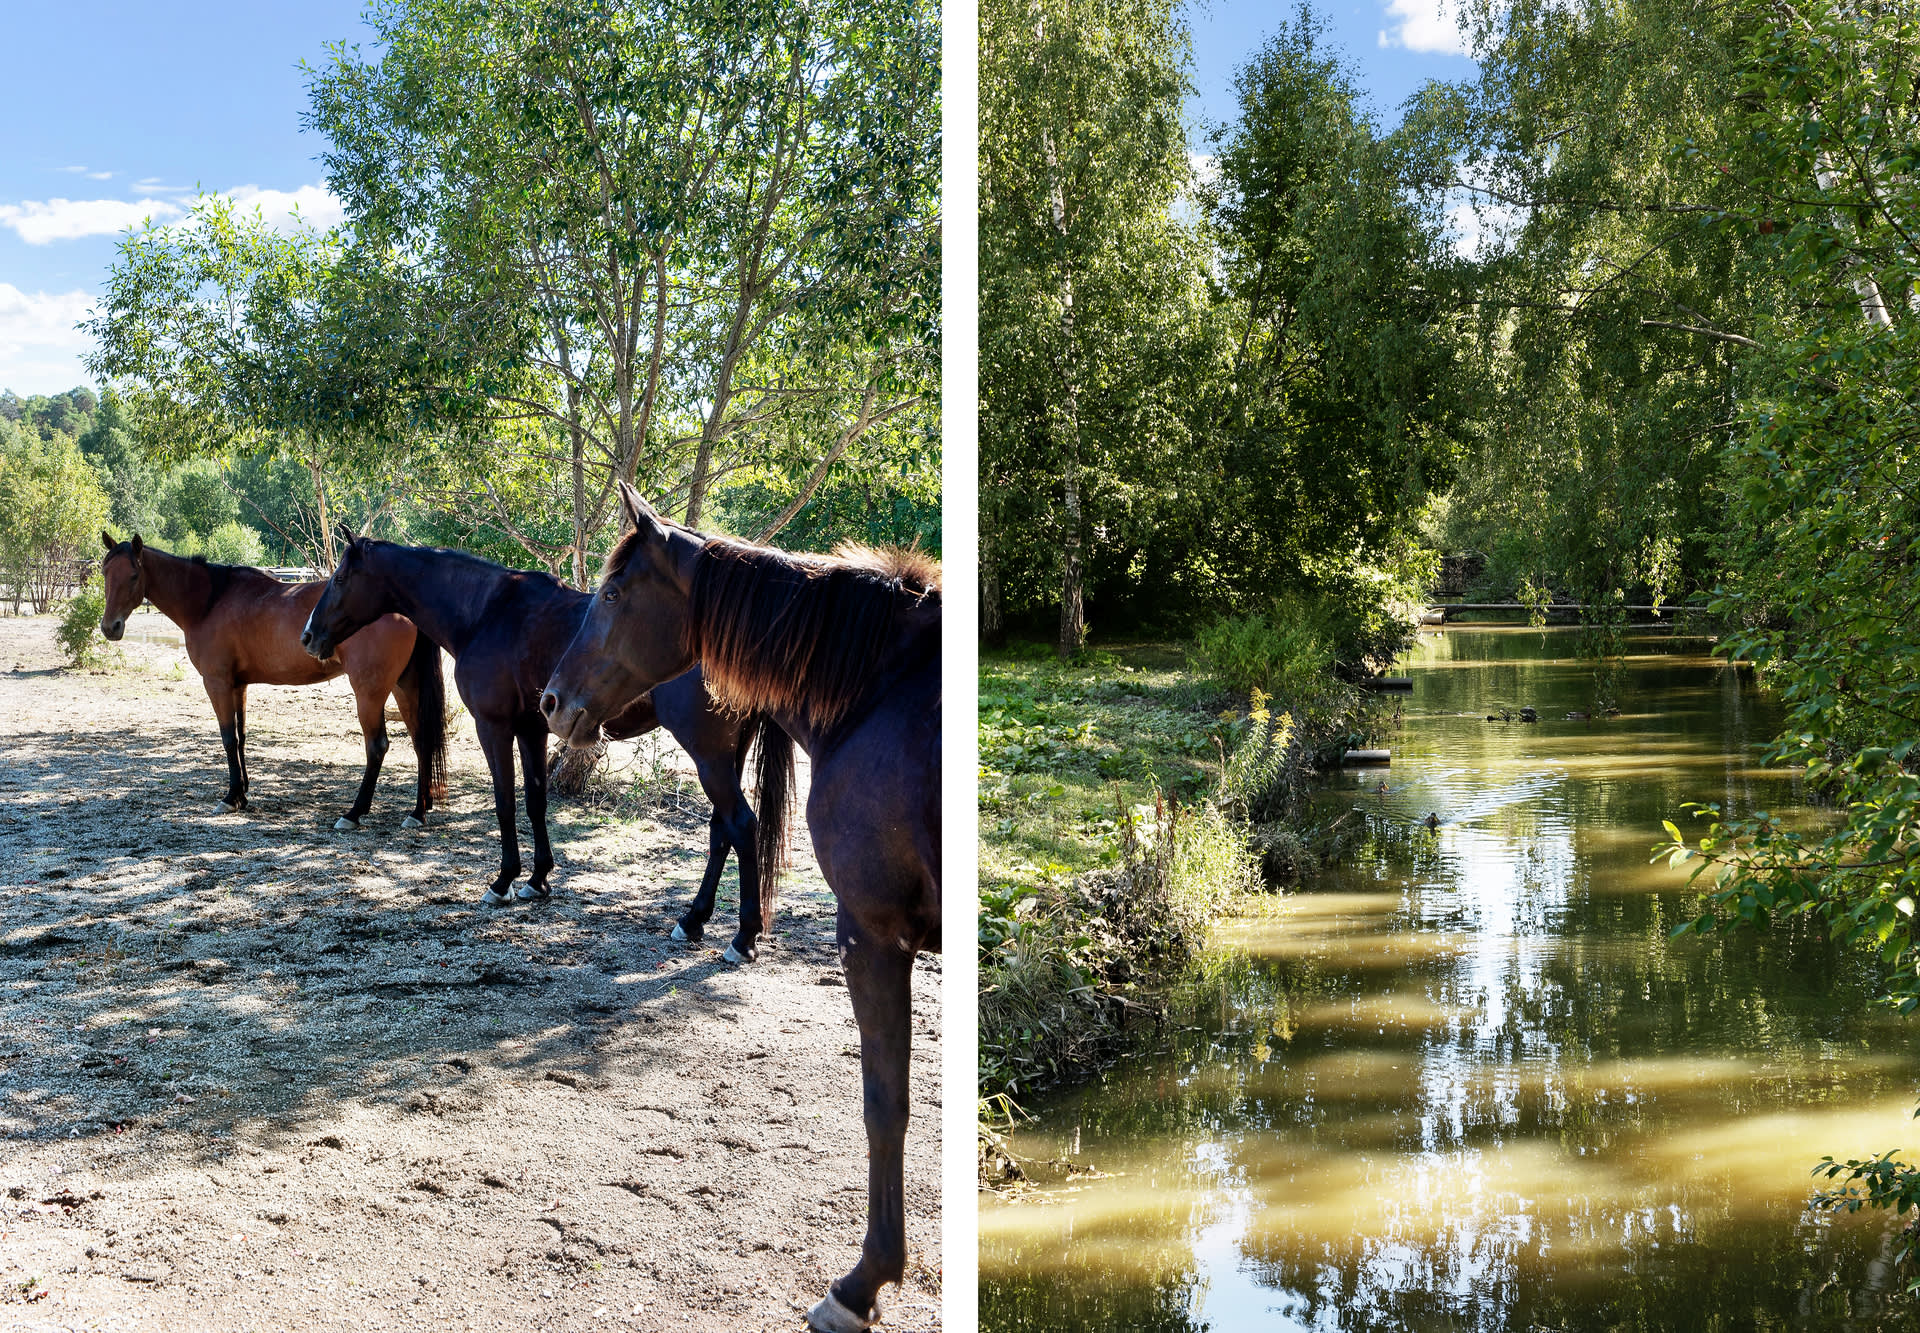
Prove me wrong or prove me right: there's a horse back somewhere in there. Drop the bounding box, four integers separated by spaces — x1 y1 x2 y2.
194 575 403 688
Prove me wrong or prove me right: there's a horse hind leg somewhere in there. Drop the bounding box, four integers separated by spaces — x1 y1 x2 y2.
391 683 429 828
336 688 391 831
810 916 915 1331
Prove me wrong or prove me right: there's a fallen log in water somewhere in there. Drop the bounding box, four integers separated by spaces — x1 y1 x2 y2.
1343 748 1391 764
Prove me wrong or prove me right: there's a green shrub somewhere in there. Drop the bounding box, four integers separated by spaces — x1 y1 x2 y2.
204 520 265 566
1191 599 1335 701
56 581 107 669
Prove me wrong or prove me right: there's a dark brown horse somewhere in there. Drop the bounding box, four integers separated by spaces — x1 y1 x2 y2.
299 535 787 960
538 484 939 1333
99 532 448 828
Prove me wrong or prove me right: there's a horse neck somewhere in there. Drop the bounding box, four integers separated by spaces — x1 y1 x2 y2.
139 549 216 631
363 547 496 656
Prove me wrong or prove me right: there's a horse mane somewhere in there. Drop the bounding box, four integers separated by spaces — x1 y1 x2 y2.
668 537 939 733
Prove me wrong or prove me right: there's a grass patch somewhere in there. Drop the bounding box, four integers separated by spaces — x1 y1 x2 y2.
978 636 1397 1130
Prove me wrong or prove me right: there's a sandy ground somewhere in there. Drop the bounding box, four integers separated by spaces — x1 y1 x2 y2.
0 613 941 1332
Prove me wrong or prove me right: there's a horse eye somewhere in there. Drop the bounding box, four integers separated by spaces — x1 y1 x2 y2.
603 587 619 603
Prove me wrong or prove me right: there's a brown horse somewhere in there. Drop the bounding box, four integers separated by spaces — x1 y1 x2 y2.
538 484 939 1333
99 533 447 828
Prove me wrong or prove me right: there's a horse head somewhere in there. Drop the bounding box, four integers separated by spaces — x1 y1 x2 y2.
99 531 146 640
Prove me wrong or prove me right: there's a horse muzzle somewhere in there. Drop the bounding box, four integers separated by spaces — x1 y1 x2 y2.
300 626 333 659
540 690 600 749
100 617 125 642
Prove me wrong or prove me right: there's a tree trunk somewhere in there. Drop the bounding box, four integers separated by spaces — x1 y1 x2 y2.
568 382 587 588
310 453 335 572
981 523 1004 647
1045 118 1086 659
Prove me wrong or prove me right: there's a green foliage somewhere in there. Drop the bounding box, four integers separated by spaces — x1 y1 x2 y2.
1609 0 1920 1264
1811 1149 1920 1291
1191 604 1334 703
0 423 111 613
56 581 107 669
978 644 1310 1104
306 0 940 572
204 521 266 567
981 5 1464 644
156 458 240 546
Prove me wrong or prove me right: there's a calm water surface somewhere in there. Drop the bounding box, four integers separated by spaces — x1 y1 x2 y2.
980 627 1920 1332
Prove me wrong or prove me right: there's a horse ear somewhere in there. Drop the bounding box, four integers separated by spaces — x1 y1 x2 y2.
338 522 357 551
101 530 116 553
129 534 143 558
618 481 665 541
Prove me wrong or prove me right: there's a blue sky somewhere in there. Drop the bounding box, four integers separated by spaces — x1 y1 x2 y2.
0 0 372 396
0 0 1478 397
1188 0 1476 134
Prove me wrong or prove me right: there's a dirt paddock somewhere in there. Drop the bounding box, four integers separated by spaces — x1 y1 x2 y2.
0 614 941 1332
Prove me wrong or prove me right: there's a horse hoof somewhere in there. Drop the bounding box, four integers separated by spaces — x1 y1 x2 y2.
333 816 360 831
723 943 753 965
514 883 550 903
670 923 689 942
480 888 513 907
807 1292 873 1333
402 815 425 829
213 801 235 815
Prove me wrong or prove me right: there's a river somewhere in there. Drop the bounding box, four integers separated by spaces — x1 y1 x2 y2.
979 626 1920 1331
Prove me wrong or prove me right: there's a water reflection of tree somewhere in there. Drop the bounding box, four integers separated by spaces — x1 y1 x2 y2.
981 1266 1208 1333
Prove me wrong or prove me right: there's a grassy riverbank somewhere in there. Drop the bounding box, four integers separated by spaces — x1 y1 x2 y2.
977 635 1392 1152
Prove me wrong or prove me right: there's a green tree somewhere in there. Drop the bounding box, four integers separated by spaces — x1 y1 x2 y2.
156 457 242 546
84 196 416 570
77 392 162 535
0 426 112 613
1198 17 1465 607
307 0 939 580
980 0 1194 653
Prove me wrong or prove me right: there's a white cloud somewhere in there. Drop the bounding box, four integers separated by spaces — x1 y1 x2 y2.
0 182 345 245
224 183 346 232
0 284 95 395
0 197 184 244
1379 0 1470 55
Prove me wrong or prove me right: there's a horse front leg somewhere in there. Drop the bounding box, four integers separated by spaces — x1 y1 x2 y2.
671 818 728 945
810 914 915 1332
475 716 522 906
682 750 762 961
203 678 249 814
337 686 390 830
513 719 554 901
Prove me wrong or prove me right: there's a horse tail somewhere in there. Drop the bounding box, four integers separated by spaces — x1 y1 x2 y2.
750 715 795 934
402 629 450 805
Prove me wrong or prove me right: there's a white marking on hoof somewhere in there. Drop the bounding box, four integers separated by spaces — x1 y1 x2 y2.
333 816 359 831
513 883 550 902
480 888 512 907
402 815 425 829
807 1292 872 1333
723 944 750 965
670 923 689 942
213 801 235 815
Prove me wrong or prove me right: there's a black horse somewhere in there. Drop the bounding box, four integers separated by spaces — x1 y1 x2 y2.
540 484 939 1333
300 534 786 961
